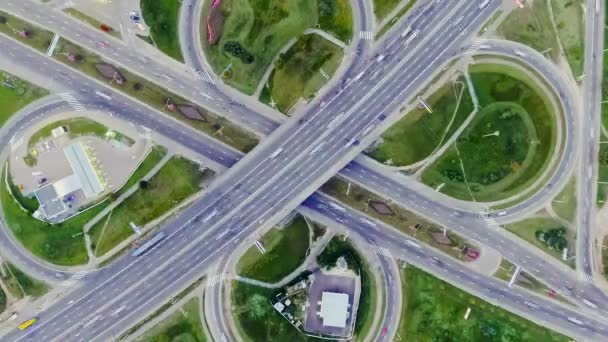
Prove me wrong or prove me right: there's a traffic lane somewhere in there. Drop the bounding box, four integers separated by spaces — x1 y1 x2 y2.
1 0 279 136
338 162 608 312
302 194 608 340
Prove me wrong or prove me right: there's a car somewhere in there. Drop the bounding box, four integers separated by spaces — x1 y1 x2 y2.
129 11 140 22
431 257 443 265
464 247 480 260
452 211 464 217
381 327 388 337
547 289 557 298
38 177 47 184
100 24 111 32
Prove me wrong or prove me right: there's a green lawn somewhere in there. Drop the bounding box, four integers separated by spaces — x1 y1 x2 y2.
0 71 48 127
1 168 109 265
599 143 608 206
236 216 310 283
422 64 558 202
90 156 213 256
136 298 207 342
0 262 48 299
202 0 351 94
140 0 184 62
317 236 377 338
321 177 476 260
552 177 577 223
232 282 322 342
505 217 574 266
551 0 585 77
62 8 120 38
497 0 560 61
399 266 569 341
115 145 168 197
260 34 343 114
368 75 474 166
375 0 417 39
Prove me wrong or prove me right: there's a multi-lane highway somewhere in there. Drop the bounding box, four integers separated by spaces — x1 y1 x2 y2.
0 1 509 341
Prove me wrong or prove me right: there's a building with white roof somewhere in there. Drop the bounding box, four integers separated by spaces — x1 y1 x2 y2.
318 292 350 328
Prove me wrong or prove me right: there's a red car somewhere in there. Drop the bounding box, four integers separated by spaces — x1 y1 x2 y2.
464 247 480 260
548 289 557 298
381 327 388 337
100 24 111 32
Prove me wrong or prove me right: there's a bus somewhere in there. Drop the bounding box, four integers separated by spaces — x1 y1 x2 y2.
132 233 166 257
18 318 37 330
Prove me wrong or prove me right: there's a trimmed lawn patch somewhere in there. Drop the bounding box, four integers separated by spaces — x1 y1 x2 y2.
115 145 168 197
0 262 48 299
2 168 108 265
140 0 184 62
375 0 417 39
373 0 402 20
497 1 559 61
368 75 474 166
505 217 574 266
399 265 569 341
202 0 351 94
0 10 55 53
90 156 213 256
551 0 585 77
236 216 310 283
422 64 558 202
552 177 577 222
599 143 608 206
136 298 207 342
260 34 343 114
0 71 48 127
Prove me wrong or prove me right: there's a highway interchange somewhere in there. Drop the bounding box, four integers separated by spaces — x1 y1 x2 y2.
0 0 606 341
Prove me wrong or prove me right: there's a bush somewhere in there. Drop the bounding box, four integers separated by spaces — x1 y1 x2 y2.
223 41 254 64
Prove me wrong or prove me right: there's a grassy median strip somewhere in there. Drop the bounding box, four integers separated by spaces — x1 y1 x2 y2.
89 156 214 256
375 0 417 39
550 0 585 78
62 8 120 39
0 10 258 153
399 265 569 341
0 262 48 299
236 216 310 283
135 298 207 342
0 70 49 127
321 177 477 259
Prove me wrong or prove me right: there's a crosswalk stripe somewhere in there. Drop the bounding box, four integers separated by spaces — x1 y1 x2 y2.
359 31 373 40
59 93 86 112
195 70 216 85
61 271 89 286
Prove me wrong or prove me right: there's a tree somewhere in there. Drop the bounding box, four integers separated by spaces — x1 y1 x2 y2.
133 82 143 91
247 294 268 319
0 16 7 24
139 180 150 189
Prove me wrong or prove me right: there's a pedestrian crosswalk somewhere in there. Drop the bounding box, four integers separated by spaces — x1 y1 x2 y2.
59 92 85 111
370 244 391 258
61 271 89 287
195 69 216 85
578 272 597 286
359 31 373 40
464 40 490 54
207 273 225 288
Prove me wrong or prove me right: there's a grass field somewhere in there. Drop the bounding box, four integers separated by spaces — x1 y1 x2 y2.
114 145 168 197
368 75 474 166
259 34 343 114
321 177 476 260
140 0 184 62
90 156 212 256
551 0 585 77
136 298 206 342
2 168 109 265
0 10 55 54
0 262 48 299
552 177 577 223
373 0 402 20
317 236 377 338
202 0 351 94
0 71 48 127
399 265 569 341
505 217 574 266
422 64 558 202
497 0 559 61
600 143 608 206
63 8 120 39
236 216 310 283
0 288 5 314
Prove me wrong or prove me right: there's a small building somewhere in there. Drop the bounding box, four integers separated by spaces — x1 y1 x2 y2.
369 201 395 215
33 142 104 220
318 292 350 328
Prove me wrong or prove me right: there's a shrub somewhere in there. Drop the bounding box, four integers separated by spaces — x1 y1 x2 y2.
223 41 254 64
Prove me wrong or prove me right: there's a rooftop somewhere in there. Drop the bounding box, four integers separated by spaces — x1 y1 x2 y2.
319 292 350 328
